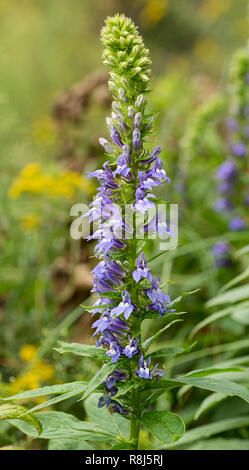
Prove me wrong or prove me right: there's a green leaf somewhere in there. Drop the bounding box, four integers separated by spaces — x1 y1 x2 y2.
194 392 227 420
183 367 244 378
220 267 249 292
186 438 249 450
142 319 183 350
85 393 130 439
48 438 93 450
206 285 249 308
20 389 86 415
81 361 123 401
232 308 249 325
148 342 197 360
176 375 249 403
168 289 200 308
10 411 116 440
191 301 249 337
55 341 106 360
163 415 249 449
0 404 42 436
5 381 87 401
141 410 185 444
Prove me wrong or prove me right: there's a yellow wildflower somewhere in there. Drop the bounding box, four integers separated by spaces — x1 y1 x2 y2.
21 213 40 231
19 344 38 362
198 0 230 22
8 164 95 200
140 0 168 28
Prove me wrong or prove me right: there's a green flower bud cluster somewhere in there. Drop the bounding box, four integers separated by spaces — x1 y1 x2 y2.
101 14 151 98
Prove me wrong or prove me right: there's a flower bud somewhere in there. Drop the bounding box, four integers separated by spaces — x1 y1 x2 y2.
134 112 142 129
132 128 141 153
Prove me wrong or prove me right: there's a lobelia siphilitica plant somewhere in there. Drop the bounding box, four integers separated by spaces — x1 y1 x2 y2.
212 44 249 268
3 14 249 451
85 14 174 443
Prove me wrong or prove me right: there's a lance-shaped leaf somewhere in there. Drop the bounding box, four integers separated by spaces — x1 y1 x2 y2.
5 381 87 401
10 411 117 440
0 404 42 436
80 361 124 401
55 341 106 360
147 342 197 360
141 410 185 444
163 415 249 449
142 319 183 350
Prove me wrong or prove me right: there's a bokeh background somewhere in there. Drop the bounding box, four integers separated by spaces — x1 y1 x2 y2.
1 0 249 450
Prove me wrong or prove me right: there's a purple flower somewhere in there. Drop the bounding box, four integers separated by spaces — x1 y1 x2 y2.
216 160 237 182
99 137 113 154
133 252 152 283
152 363 165 379
144 213 171 237
113 147 131 178
109 400 129 414
124 337 139 358
212 242 231 257
229 217 246 231
151 158 170 184
213 198 233 213
106 342 123 363
134 188 156 214
111 126 123 147
105 371 128 389
146 277 171 305
212 242 232 268
98 395 112 408
140 146 162 165
111 290 135 320
231 142 247 157
226 117 238 132
136 355 152 379
91 260 125 294
92 312 128 337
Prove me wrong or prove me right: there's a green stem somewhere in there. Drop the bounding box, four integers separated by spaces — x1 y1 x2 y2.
129 385 141 449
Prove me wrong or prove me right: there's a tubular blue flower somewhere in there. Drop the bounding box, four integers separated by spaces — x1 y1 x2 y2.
136 355 152 379
212 242 232 269
229 217 247 231
105 371 128 389
134 188 156 213
152 364 165 379
109 400 129 415
145 277 171 305
111 290 135 320
106 342 123 363
133 252 153 283
230 141 247 157
140 146 162 165
216 160 237 182
144 213 171 237
213 198 233 213
111 126 123 147
124 337 139 358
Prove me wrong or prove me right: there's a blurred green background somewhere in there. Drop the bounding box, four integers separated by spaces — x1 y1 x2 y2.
1 0 249 450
